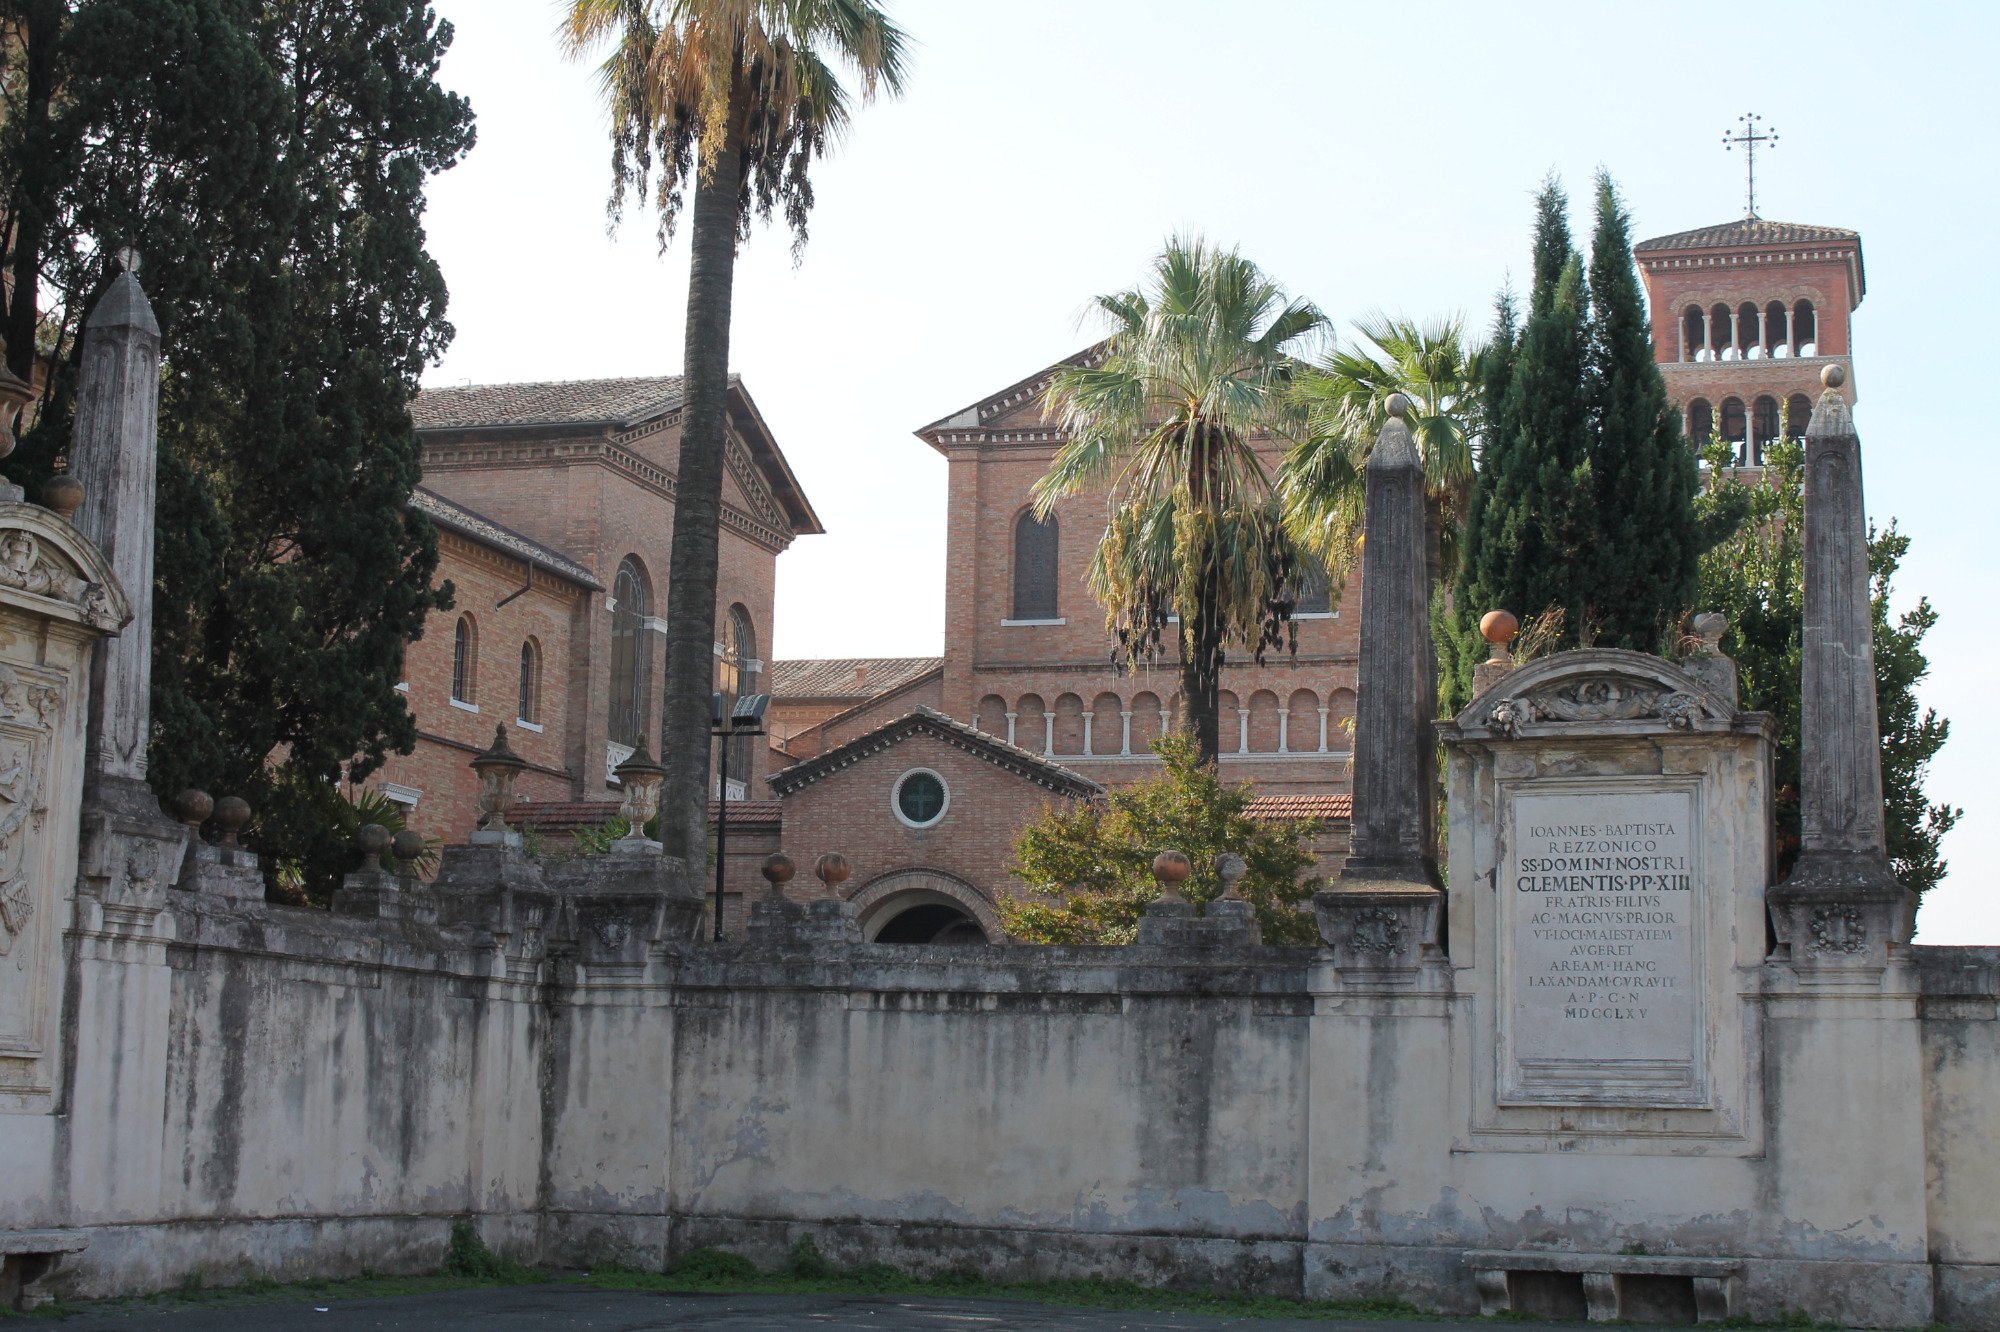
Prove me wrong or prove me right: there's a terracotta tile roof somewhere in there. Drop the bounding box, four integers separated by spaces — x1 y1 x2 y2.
771 657 944 700
411 487 601 589
1633 218 1859 253
514 798 782 834
410 375 725 430
767 706 1102 800
1246 793 1351 821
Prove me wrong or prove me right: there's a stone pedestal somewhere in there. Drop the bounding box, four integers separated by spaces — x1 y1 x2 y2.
1135 896 1261 947
179 841 263 905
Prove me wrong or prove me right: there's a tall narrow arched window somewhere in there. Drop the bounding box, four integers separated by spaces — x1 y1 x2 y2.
1294 557 1332 614
1013 510 1059 620
1687 398 1714 447
451 615 477 704
1752 396 1781 466
1785 393 1813 441
1720 398 1747 465
517 639 540 725
715 605 759 782
608 556 652 747
1794 300 1817 356
1682 305 1705 361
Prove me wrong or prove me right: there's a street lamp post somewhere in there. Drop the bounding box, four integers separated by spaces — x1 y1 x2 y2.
710 692 769 941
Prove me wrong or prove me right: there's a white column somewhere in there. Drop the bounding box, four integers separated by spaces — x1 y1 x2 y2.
1119 710 1132 756
1042 713 1054 756
1702 311 1713 360
1277 707 1290 754
1158 707 1171 739
1004 712 1017 746
1677 317 1686 362
1080 711 1093 756
1236 708 1249 755
1756 307 1769 356
1728 308 1741 358
1785 307 1796 356
1317 707 1330 753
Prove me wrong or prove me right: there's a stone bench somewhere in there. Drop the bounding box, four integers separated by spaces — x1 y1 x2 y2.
1 1229 88 1311
1467 1249 1741 1323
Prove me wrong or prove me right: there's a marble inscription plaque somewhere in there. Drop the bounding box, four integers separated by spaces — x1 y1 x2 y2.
1500 786 1704 1107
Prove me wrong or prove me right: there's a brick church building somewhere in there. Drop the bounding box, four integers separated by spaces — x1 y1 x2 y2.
372 202 1860 944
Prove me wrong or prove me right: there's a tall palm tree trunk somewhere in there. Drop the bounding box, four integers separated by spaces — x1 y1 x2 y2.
1179 553 1224 766
658 116 747 881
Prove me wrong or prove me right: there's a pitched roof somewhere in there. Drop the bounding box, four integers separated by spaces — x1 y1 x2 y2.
411 374 823 536
913 343 1107 453
767 706 1102 800
771 656 945 700
1246 793 1351 822
411 375 700 431
411 487 601 589
1633 218 1859 253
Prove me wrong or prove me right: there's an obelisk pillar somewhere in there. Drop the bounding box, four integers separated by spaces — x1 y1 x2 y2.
1315 395 1443 967
72 262 162 789
1770 365 1912 967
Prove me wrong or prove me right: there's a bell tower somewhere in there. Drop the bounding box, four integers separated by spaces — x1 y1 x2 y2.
1635 117 1864 469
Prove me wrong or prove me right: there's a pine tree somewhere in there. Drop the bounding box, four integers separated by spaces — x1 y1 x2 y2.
1582 171 1698 648
2 0 473 897
1455 177 1594 650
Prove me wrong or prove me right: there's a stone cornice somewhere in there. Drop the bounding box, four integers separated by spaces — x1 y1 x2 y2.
421 437 796 555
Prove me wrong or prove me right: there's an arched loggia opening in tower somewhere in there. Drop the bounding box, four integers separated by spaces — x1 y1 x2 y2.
1793 300 1818 356
872 901 986 944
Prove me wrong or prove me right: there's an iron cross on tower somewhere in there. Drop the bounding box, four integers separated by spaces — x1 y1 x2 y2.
1723 113 1778 219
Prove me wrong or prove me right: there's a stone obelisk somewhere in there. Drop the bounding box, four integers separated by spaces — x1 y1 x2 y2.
70 256 187 917
72 262 162 791
1770 364 1912 964
1315 395 1443 964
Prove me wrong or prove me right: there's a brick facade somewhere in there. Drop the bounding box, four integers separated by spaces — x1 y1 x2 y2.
371 377 820 846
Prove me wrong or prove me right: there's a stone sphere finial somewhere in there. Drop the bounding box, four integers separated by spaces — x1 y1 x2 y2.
813 852 850 897
1479 609 1520 645
1151 849 1192 905
1385 392 1410 420
1822 363 1846 390
390 828 425 870
173 788 214 831
214 796 250 846
356 823 392 859
42 475 83 521
761 852 795 897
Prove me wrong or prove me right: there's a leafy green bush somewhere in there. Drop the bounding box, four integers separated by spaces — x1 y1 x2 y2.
669 1248 760 1284
787 1235 833 1280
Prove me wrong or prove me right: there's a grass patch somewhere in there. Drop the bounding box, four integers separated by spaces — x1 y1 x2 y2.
578 1241 1427 1320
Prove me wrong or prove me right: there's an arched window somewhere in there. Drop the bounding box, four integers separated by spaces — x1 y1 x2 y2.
1294 557 1332 614
1720 398 1747 465
1711 303 1735 359
716 605 758 781
1765 300 1788 356
1738 302 1762 358
1794 300 1817 356
1786 393 1813 441
1751 396 1780 466
1687 398 1714 447
608 556 652 747
451 615 477 705
1012 510 1059 620
517 639 540 725
1682 305 1705 361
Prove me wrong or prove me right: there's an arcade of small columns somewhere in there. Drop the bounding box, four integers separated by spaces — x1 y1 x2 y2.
1677 296 1819 362
971 685 1355 761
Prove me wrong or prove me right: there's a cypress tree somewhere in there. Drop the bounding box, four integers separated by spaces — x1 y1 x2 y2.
2 0 473 896
1583 171 1699 648
1456 177 1595 649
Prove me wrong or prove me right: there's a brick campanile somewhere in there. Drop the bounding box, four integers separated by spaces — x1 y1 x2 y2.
1634 217 1864 470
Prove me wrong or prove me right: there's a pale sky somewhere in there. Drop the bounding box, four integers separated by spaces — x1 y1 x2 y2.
422 0 1999 944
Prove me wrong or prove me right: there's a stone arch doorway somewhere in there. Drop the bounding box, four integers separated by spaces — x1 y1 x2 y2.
849 869 1004 945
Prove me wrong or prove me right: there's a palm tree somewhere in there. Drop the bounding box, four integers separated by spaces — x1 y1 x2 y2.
1034 237 1327 767
562 0 907 876
1279 313 1482 590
